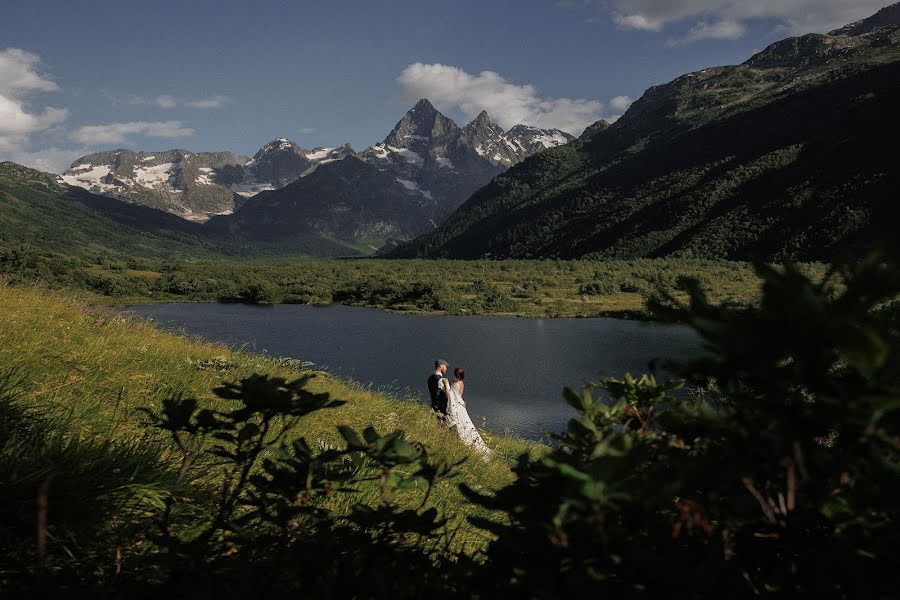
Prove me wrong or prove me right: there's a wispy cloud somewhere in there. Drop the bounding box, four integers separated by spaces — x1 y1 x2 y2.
666 19 746 46
613 12 665 31
397 63 614 134
185 95 229 109
298 127 317 135
101 91 148 106
155 94 178 109
69 121 194 145
155 94 230 109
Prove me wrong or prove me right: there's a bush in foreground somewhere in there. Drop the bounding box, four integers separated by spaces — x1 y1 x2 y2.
464 247 900 597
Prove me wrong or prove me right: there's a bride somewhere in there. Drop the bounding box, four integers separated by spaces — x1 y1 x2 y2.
444 367 492 458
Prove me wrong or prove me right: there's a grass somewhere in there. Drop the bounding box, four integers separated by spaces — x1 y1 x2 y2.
0 282 545 556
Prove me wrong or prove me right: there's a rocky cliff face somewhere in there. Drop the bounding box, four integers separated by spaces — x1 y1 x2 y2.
61 149 248 220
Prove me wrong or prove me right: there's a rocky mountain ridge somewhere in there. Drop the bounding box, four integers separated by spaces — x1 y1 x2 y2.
61 101 574 222
60 141 355 221
207 100 576 248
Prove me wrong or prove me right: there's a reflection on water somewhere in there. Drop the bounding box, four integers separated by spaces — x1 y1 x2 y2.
126 303 702 440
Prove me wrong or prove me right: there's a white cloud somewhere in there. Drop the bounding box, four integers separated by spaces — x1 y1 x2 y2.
397 63 607 134
577 0 896 41
154 94 229 109
613 12 665 31
609 95 634 111
0 95 67 137
667 19 746 45
155 94 178 108
0 48 59 94
298 127 317 135
0 48 70 165
70 121 194 145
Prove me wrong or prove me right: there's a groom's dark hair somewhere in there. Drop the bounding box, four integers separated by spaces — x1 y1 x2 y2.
454 367 464 380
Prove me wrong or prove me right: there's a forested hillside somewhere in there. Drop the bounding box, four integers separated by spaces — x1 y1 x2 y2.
394 15 900 261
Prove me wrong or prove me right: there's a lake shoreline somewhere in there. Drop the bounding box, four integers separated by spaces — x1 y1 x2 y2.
107 295 656 321
123 301 702 439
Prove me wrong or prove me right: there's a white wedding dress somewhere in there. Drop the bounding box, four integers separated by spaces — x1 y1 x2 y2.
446 381 492 458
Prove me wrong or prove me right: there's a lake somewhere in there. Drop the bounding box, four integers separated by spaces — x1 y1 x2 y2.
125 303 702 440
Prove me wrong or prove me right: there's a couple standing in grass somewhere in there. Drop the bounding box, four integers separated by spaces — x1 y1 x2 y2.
427 359 492 457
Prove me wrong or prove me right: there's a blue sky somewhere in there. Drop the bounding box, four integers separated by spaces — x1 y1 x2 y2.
0 0 893 172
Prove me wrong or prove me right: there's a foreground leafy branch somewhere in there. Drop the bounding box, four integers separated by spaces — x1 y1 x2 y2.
463 246 900 598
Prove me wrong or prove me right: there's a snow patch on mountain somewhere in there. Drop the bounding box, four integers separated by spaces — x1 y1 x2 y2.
305 147 335 161
229 180 276 197
531 131 571 148
387 146 424 167
134 163 176 190
396 178 433 199
60 164 116 192
370 144 390 159
195 167 215 186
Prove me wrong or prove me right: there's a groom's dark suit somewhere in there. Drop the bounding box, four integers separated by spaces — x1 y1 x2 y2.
427 372 448 417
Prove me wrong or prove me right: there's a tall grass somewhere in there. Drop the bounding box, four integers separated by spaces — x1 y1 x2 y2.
0 283 544 562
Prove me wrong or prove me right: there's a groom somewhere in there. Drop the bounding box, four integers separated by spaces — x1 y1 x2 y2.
427 358 450 423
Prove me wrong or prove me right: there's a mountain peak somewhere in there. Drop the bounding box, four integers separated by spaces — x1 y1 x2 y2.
410 98 437 113
383 99 458 148
579 119 610 140
463 110 502 133
254 138 302 160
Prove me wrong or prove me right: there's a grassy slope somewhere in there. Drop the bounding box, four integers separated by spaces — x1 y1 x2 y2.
0 283 542 553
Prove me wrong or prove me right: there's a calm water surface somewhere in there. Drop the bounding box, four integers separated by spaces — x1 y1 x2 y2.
126 303 702 439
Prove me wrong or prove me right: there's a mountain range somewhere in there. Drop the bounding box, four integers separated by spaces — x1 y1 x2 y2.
392 3 900 262
60 101 573 236
8 4 900 262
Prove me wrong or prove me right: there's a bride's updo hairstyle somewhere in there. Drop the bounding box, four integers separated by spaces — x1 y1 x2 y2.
454 367 464 381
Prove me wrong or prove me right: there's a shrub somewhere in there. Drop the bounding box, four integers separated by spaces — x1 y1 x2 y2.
511 281 540 298
577 280 619 295
239 279 282 304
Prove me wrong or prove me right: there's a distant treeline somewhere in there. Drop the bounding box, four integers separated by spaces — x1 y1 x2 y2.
0 243 829 317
